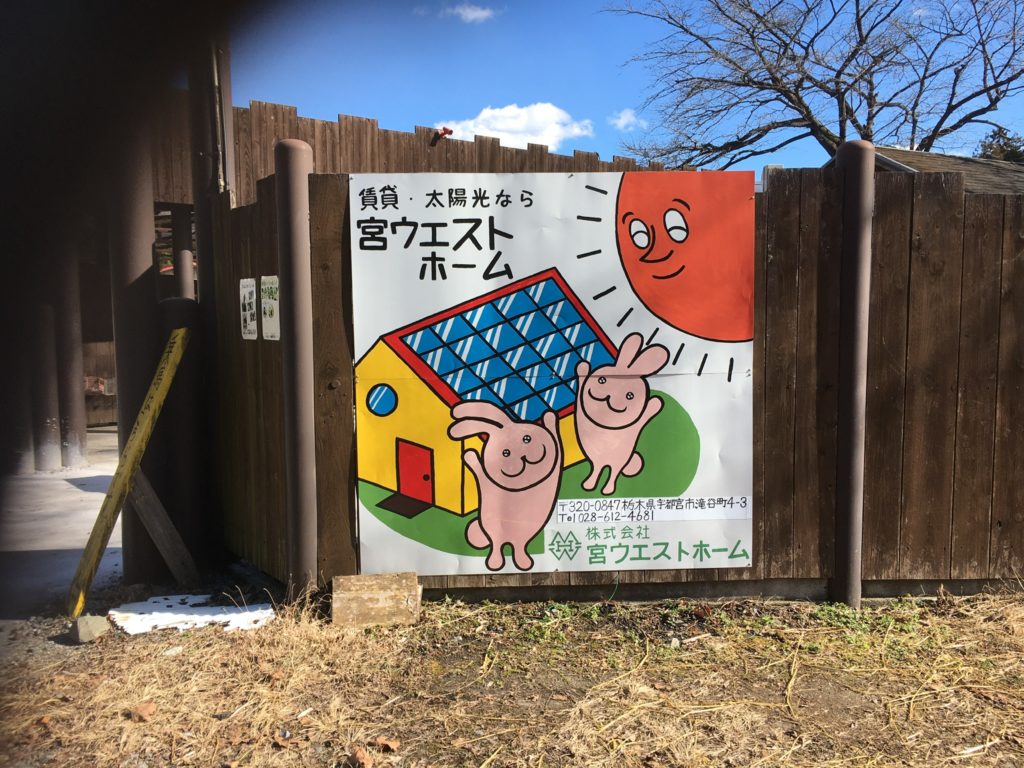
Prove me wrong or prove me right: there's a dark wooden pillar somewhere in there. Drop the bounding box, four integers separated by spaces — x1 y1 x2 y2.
108 123 165 583
56 236 88 466
30 299 61 471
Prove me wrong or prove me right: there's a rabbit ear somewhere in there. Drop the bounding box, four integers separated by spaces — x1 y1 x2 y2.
625 342 670 376
451 401 511 425
448 417 504 440
447 401 509 440
614 333 644 370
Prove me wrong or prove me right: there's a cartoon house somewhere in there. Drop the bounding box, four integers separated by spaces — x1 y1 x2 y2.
355 268 616 517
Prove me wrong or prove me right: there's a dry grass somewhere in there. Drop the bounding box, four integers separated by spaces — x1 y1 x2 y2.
1 589 1023 767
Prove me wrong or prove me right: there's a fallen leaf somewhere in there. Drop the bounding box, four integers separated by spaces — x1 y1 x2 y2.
370 735 401 752
36 716 51 727
130 701 157 723
550 694 569 701
346 745 375 768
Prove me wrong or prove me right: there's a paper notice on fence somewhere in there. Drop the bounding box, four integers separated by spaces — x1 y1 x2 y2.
348 172 754 576
261 276 280 341
239 278 257 340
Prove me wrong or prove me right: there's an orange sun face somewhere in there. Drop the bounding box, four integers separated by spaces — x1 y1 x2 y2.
615 171 754 342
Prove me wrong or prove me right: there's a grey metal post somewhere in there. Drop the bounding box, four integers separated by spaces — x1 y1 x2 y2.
171 205 195 299
30 301 62 471
276 139 318 592
108 124 165 583
56 238 88 466
831 140 875 609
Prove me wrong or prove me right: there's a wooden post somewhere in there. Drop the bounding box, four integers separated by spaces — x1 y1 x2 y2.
276 139 318 592
108 122 165 583
56 237 88 466
831 141 875 609
157 297 205 562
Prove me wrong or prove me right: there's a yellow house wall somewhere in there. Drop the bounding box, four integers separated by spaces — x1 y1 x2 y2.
357 341 585 517
355 342 465 514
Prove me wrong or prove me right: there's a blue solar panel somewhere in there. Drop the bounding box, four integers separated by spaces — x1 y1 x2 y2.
400 276 614 421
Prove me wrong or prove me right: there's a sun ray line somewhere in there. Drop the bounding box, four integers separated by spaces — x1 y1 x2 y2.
727 357 734 382
592 286 617 300
672 343 685 366
585 185 609 195
648 327 660 344
697 352 708 376
577 215 602 223
576 249 602 259
616 307 634 327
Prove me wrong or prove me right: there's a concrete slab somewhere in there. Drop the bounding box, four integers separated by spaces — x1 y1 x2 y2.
0 427 121 619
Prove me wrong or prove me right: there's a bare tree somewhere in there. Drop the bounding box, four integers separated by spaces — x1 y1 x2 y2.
617 0 1024 168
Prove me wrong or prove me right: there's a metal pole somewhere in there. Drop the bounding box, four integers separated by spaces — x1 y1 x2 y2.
831 140 875 609
171 205 195 299
276 139 318 593
56 237 88 466
108 123 165 583
30 300 62 471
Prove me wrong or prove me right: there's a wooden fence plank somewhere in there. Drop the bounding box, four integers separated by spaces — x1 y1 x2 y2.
793 169 825 578
256 176 289 580
991 195 1024 578
762 169 801 579
814 169 841 579
250 101 299 189
899 173 964 579
950 194 1003 579
233 106 254 207
862 173 913 580
337 115 379 172
309 174 359 580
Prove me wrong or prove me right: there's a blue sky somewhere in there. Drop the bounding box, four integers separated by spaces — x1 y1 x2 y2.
231 0 1023 175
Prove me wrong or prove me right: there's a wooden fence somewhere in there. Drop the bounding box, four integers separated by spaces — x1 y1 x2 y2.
210 149 1023 588
151 92 658 207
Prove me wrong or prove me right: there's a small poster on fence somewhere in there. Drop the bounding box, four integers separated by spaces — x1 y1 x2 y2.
349 172 754 576
239 278 257 340
261 276 280 341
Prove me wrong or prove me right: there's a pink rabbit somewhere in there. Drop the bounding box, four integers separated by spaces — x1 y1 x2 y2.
447 402 563 571
575 333 670 495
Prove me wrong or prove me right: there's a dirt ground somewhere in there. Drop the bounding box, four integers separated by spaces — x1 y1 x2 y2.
1 587 1022 767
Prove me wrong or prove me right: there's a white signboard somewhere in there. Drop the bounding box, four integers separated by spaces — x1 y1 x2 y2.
261 275 280 341
239 278 257 340
349 172 754 576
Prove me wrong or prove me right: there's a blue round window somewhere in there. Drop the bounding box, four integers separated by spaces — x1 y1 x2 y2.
366 383 397 416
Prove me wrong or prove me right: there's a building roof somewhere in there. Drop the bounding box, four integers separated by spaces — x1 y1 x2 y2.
383 269 616 422
874 147 1024 195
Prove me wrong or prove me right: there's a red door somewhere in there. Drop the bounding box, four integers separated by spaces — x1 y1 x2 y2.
396 439 434 504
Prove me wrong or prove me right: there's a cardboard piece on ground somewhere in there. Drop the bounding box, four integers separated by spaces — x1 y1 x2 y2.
332 572 422 628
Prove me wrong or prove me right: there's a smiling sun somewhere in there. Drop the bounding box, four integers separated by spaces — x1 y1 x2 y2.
615 171 754 342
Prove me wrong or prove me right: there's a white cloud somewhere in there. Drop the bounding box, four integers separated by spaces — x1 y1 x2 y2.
609 108 648 132
442 4 496 23
438 103 594 151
